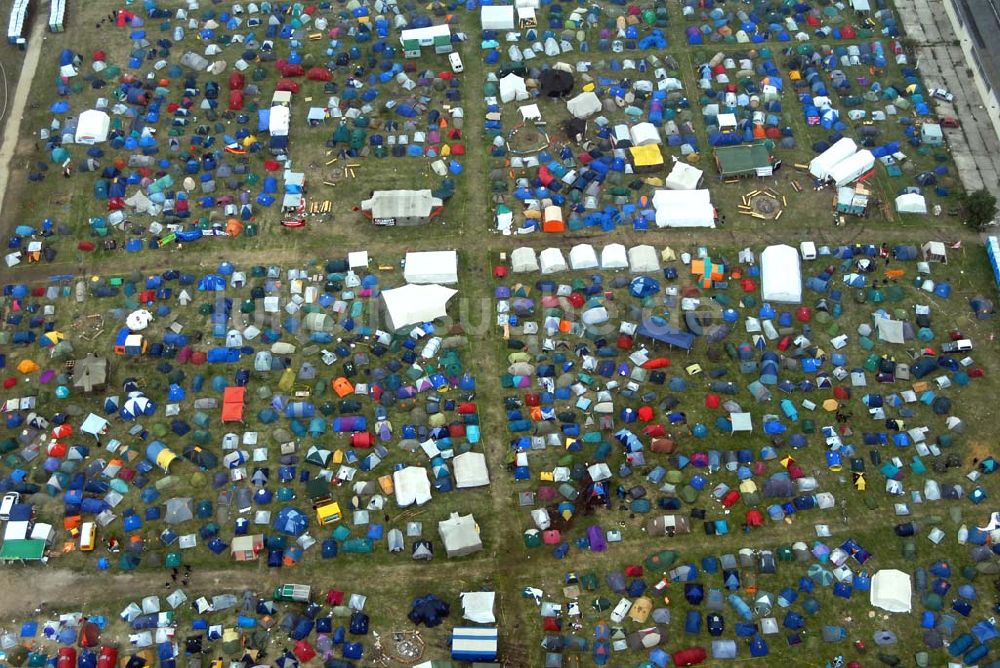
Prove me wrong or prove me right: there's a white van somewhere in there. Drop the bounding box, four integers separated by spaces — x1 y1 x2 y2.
610 598 633 624
448 52 464 73
0 491 19 520
800 241 817 260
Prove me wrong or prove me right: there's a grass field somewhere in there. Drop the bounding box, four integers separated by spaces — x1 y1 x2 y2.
0 0 998 667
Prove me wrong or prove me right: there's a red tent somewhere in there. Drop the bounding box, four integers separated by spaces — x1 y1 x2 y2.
228 90 244 111
276 79 300 93
673 647 707 666
746 509 764 527
637 406 654 422
293 640 316 663
278 63 305 77
705 394 721 409
306 67 332 81
221 386 246 423
228 72 245 90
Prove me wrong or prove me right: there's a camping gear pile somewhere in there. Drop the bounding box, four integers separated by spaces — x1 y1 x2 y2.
496 242 982 557
0 255 486 569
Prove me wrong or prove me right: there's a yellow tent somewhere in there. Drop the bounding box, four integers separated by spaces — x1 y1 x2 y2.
17 359 40 374
155 447 178 471
629 144 664 171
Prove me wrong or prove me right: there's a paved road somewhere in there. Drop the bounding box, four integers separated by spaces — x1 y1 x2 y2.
897 0 1000 199
0 15 45 222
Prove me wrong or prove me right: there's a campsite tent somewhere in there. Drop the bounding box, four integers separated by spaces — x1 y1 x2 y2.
895 193 927 214
221 386 246 423
511 247 539 273
601 244 628 269
761 245 802 303
75 110 111 144
393 466 433 507
539 69 574 98
499 74 528 103
480 5 514 30
361 190 443 226
629 122 662 146
829 150 875 187
569 244 599 270
453 452 490 488
539 248 568 274
381 284 457 331
439 512 483 557
566 92 601 119
628 245 660 273
870 569 912 613
653 190 715 228
404 251 458 284
665 161 704 190
809 137 857 180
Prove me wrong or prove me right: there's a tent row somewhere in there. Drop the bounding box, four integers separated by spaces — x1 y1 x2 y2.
511 244 665 274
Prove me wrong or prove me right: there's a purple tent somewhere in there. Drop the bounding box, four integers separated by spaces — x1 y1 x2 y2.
587 525 607 552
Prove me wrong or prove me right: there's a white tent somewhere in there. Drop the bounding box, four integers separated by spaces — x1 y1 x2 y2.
480 4 514 29
629 122 662 146
439 512 483 557
519 104 542 121
499 73 529 103
600 243 628 269
126 309 154 331
809 137 857 179
404 250 458 284
393 466 432 507
760 244 802 303
569 244 599 270
664 161 704 190
653 190 715 228
461 592 496 624
453 452 490 488
511 247 539 273
895 193 927 214
628 245 661 273
875 317 905 344
75 110 111 144
566 91 602 119
381 284 457 331
539 248 568 274
268 105 290 136
870 569 912 613
829 149 875 187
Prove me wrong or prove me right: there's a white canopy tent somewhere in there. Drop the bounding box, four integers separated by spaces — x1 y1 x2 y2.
539 248 568 274
75 110 111 144
629 122 662 146
664 161 704 190
461 592 496 623
439 512 483 557
870 569 912 613
760 244 802 303
653 189 715 228
404 250 458 284
895 193 927 214
268 105 290 136
393 466 432 507
569 244 599 270
480 4 514 29
499 73 529 103
511 247 539 273
600 243 628 269
628 245 661 273
566 91 602 119
453 452 490 488
380 284 457 331
809 137 857 180
829 149 875 187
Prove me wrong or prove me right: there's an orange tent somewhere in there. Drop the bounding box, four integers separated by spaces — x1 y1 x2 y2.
332 377 354 398
221 386 246 423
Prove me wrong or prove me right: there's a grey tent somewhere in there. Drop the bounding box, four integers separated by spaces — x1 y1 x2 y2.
764 479 795 497
165 497 194 525
711 640 737 659
387 528 404 553
645 515 691 536
412 540 433 560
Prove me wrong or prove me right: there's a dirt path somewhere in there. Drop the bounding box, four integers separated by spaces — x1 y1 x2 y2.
0 15 44 223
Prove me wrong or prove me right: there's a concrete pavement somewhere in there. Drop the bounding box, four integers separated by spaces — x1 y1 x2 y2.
896 0 1000 200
